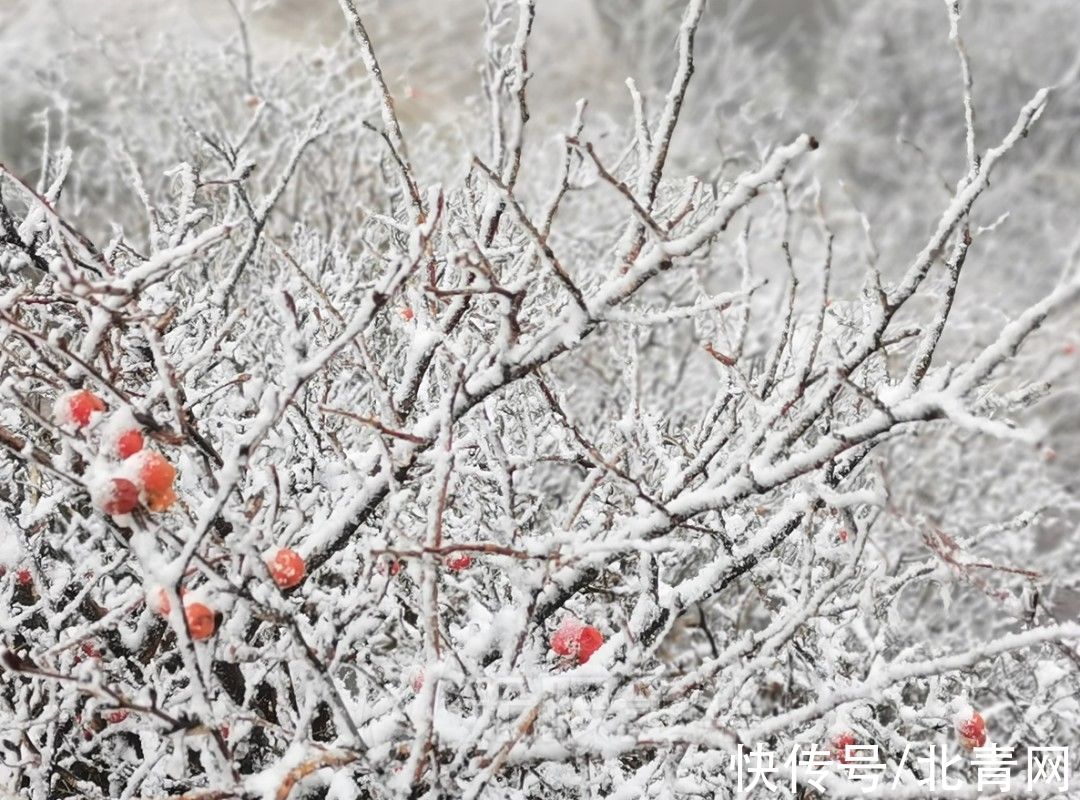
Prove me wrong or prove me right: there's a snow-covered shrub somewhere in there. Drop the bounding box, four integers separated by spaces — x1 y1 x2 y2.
1 1 1078 797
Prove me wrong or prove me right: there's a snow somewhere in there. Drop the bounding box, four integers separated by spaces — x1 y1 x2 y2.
2 0 1079 796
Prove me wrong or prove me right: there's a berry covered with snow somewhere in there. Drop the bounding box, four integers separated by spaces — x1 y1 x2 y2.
445 552 472 571
97 477 140 516
115 429 145 459
955 707 988 751
134 451 177 511
265 546 306 589
1 0 1079 795
830 732 858 764
184 601 217 641
55 389 105 428
551 618 605 664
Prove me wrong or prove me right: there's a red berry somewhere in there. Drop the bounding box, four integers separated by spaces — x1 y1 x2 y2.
266 547 306 589
185 602 216 641
137 452 177 511
145 486 177 512
411 668 425 693
102 478 140 515
79 641 100 660
105 710 129 724
378 558 402 576
551 619 604 664
401 307 414 321
446 552 472 571
831 732 858 763
62 389 106 427
116 429 144 459
837 528 849 543
16 569 32 586
576 626 604 663
151 586 186 616
138 451 176 493
958 711 987 750
551 619 583 657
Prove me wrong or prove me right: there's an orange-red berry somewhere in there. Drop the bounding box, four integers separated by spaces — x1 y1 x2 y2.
137 452 177 511
138 451 176 494
116 429 144 459
63 389 106 427
146 486 177 512
266 547 306 589
185 602 216 641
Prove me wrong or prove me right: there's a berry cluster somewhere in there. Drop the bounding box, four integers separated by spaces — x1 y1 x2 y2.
55 389 177 516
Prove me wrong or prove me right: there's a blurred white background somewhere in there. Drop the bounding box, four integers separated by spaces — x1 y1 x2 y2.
2 0 1077 506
